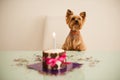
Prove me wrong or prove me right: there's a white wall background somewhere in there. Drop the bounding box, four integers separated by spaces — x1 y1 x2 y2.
0 0 120 51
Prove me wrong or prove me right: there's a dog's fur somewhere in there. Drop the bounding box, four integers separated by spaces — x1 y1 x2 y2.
62 9 86 51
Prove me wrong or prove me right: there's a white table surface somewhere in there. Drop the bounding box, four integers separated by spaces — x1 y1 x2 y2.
0 51 120 80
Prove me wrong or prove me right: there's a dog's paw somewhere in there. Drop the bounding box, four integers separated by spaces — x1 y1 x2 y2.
76 45 86 51
62 46 68 50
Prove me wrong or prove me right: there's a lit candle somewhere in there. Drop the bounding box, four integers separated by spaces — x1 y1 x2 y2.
52 32 56 49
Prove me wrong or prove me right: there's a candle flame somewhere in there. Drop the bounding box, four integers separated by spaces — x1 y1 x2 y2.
52 32 56 37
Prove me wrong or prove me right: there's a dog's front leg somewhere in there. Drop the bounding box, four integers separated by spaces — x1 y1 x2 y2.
62 36 72 50
76 41 86 51
73 37 81 50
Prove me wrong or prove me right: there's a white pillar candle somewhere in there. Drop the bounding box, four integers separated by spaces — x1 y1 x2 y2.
52 32 56 49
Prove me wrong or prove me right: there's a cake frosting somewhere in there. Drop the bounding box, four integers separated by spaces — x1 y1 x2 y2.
44 49 64 53
42 49 66 70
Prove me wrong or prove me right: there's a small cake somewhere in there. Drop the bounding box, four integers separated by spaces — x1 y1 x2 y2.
42 49 66 70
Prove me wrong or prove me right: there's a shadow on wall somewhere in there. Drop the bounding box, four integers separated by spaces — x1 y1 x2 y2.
0 15 69 50
42 16 69 50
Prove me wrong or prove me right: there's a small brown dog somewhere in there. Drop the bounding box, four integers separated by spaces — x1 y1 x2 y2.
62 9 86 51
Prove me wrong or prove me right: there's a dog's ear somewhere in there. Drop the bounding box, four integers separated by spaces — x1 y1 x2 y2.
66 9 73 24
66 9 73 17
80 12 86 20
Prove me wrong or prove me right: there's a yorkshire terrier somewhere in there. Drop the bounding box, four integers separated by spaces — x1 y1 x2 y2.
62 9 86 51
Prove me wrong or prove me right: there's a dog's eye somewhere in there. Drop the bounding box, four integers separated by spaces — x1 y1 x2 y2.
72 17 75 20
78 18 81 20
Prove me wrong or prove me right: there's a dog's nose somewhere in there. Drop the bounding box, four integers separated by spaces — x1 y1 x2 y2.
75 20 78 23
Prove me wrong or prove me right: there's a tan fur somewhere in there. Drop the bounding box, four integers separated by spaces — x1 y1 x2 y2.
62 9 86 51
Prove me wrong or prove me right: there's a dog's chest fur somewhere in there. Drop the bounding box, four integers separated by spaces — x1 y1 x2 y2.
69 30 80 39
69 30 81 45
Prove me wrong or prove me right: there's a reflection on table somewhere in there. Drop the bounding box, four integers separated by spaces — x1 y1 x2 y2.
0 51 120 80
